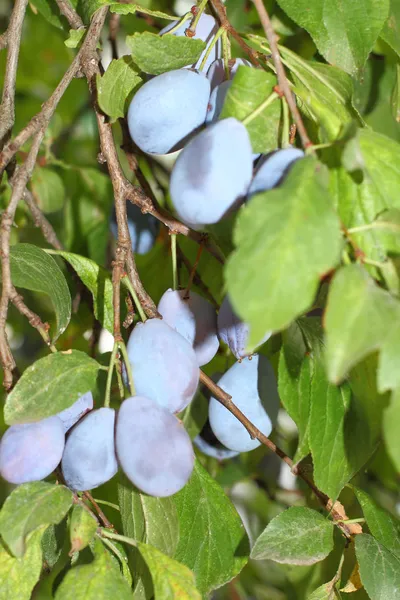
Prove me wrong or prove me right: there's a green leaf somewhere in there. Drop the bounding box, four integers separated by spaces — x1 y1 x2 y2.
353 487 400 559
309 360 373 500
10 243 71 342
219 66 281 153
226 158 342 345
64 28 85 49
29 0 65 29
119 461 248 595
324 264 400 384
50 251 114 333
4 350 100 424
126 31 206 75
356 534 400 600
384 388 400 472
138 542 201 600
55 538 132 600
0 482 73 558
278 322 311 462
0 528 45 600
251 507 334 565
97 57 142 121
381 0 400 57
109 3 176 19
31 167 65 213
378 321 400 392
307 577 338 600
276 0 390 75
69 505 98 554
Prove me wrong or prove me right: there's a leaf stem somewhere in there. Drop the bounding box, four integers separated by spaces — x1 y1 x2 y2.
100 529 137 548
122 276 147 322
199 26 224 72
162 11 192 35
281 95 290 148
118 340 135 397
171 233 178 291
92 499 120 511
242 91 280 126
348 222 400 234
104 342 119 408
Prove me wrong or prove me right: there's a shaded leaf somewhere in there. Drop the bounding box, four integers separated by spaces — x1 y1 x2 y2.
324 264 400 384
384 388 400 472
251 507 334 565
276 0 389 74
31 167 65 213
0 528 45 600
138 542 201 600
219 66 281 153
109 3 176 19
126 32 206 75
381 0 400 57
4 350 100 424
97 57 142 121
378 322 400 392
226 158 342 345
0 482 73 558
356 534 400 600
10 243 71 342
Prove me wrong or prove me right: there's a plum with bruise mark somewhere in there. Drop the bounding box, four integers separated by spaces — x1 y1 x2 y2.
116 396 194 497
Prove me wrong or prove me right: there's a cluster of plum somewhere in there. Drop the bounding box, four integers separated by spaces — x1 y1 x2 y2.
127 12 304 233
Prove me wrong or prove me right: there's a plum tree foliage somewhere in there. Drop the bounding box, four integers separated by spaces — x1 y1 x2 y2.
0 0 399 598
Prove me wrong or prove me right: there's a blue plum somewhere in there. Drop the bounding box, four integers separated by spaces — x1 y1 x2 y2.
205 80 231 124
127 69 210 155
209 355 280 452
126 318 199 413
194 430 238 460
160 13 222 72
248 148 304 198
0 416 65 484
110 202 159 255
170 118 253 228
57 391 93 433
207 57 252 89
157 289 219 366
218 295 271 359
61 408 118 491
116 396 194 497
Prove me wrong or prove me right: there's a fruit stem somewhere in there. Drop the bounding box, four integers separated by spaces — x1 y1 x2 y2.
118 340 135 397
188 0 209 33
222 29 230 79
162 11 192 36
199 26 224 72
104 341 119 407
171 233 178 291
242 90 280 126
281 94 290 148
122 276 147 322
100 529 137 548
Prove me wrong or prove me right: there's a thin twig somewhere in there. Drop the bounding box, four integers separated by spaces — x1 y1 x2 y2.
251 0 312 149
0 0 28 149
176 245 219 309
55 0 84 29
108 12 120 60
23 189 63 249
209 0 259 66
199 370 359 538
83 491 113 529
9 286 56 351
0 31 8 51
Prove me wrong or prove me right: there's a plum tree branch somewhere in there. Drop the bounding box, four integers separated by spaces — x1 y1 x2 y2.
55 0 84 29
199 370 361 538
23 189 63 250
251 0 312 149
209 0 259 66
0 31 8 51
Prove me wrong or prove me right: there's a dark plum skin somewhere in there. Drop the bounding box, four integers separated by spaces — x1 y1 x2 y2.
126 318 199 413
207 57 252 89
194 432 238 460
170 118 253 228
248 148 305 198
157 289 219 366
0 416 65 484
209 355 280 452
218 295 271 359
116 396 194 497
205 80 231 125
61 408 118 491
127 69 210 155
57 391 93 433
110 202 159 255
160 13 222 72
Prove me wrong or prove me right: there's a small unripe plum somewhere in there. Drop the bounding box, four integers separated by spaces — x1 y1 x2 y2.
61 408 118 491
218 295 271 359
57 391 93 433
157 289 219 366
126 318 199 413
170 118 253 228
127 69 210 155
209 355 280 452
116 396 194 497
160 13 222 72
0 416 65 484
248 148 304 198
